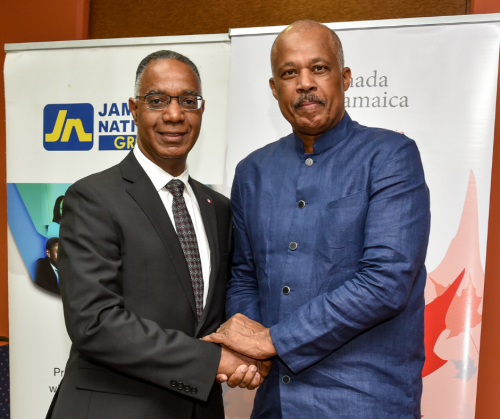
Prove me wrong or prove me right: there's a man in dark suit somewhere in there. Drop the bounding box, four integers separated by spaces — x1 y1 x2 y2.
34 237 59 294
48 50 268 419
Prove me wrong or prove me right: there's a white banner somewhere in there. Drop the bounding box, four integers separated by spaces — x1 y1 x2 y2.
5 35 231 419
223 19 500 419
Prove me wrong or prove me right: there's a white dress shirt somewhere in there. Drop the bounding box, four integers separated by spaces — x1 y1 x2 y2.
134 146 211 307
50 263 58 283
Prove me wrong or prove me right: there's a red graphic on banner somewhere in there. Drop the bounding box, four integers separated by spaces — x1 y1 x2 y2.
423 269 464 377
428 277 447 297
421 170 484 419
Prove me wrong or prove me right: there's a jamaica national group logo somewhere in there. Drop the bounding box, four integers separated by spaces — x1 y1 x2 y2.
43 104 94 151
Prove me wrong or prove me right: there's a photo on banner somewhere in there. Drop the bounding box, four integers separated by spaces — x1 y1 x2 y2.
7 183 72 295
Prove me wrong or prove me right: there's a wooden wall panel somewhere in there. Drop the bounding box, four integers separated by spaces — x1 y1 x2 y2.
89 0 469 39
470 3 500 419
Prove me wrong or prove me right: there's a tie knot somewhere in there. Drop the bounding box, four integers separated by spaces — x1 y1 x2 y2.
166 179 185 198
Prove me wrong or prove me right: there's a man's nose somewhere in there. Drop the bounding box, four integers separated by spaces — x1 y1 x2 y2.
162 97 185 122
296 70 316 92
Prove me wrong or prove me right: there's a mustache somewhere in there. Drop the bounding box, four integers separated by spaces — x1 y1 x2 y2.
294 93 327 109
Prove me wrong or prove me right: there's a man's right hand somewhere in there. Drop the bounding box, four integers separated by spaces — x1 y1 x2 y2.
217 345 272 390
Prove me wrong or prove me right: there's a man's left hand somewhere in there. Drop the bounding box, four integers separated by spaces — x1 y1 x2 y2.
202 314 277 360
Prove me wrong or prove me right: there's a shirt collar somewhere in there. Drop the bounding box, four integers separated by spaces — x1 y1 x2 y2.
133 145 191 193
293 111 353 154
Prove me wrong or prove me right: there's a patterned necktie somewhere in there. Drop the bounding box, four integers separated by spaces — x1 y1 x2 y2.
165 179 204 320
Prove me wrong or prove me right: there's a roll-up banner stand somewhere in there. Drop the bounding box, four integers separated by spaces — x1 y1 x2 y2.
4 34 233 419
5 14 500 418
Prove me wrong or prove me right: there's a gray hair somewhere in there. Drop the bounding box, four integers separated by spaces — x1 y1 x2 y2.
270 20 344 73
134 50 202 97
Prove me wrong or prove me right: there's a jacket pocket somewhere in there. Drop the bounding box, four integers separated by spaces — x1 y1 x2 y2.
320 190 367 250
76 364 146 396
326 190 365 209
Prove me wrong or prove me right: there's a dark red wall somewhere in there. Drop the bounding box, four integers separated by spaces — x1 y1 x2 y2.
470 1 500 417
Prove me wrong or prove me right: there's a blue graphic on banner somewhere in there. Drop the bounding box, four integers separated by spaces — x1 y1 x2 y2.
7 184 46 280
99 135 136 150
43 103 94 151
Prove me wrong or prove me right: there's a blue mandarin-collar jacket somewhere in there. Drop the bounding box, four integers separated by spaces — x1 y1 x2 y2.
226 112 431 418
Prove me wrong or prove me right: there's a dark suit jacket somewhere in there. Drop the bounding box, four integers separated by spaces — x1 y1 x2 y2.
34 257 59 295
49 152 232 419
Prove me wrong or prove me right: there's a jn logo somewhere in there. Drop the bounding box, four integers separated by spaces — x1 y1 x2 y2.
43 104 94 151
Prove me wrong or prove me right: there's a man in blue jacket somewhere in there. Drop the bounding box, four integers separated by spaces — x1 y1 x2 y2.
204 20 431 418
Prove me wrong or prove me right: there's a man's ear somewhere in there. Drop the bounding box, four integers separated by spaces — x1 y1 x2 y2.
129 97 139 126
269 78 279 101
46 249 50 258
342 67 352 92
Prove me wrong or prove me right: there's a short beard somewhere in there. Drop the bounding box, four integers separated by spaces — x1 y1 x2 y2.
294 93 327 109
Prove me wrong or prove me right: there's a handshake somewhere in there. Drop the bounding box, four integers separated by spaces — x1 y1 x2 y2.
202 314 277 390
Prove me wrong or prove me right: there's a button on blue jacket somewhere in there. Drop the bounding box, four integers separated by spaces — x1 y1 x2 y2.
226 112 431 419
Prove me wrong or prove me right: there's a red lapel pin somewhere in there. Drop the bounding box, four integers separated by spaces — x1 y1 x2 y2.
207 198 212 203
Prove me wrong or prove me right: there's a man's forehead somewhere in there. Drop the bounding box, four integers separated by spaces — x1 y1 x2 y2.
144 88 201 95
280 56 331 67
273 39 337 67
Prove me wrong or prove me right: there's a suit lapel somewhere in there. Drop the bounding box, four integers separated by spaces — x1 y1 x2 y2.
189 178 219 335
120 152 197 320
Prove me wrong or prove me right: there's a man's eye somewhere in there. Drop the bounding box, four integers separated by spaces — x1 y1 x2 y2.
282 70 295 77
147 96 167 105
314 65 326 72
